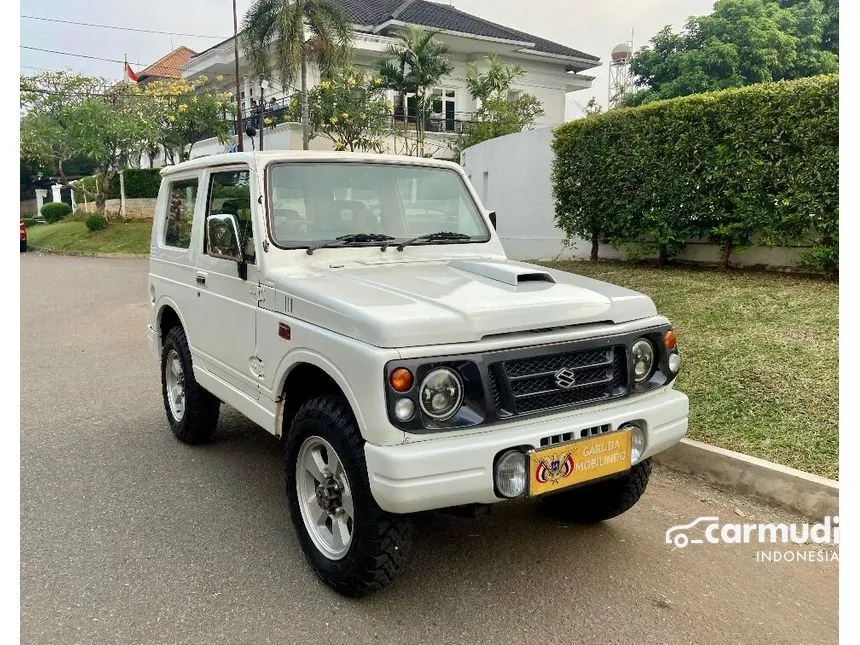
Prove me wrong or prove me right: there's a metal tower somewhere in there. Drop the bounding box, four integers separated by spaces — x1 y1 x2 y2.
608 41 634 109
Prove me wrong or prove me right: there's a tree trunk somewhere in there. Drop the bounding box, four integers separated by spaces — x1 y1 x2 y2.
657 246 668 267
590 232 599 261
96 170 111 215
301 50 310 151
721 239 733 271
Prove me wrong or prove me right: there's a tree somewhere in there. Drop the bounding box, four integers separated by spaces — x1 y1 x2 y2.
20 71 158 214
625 0 838 105
242 0 353 151
134 75 233 163
288 66 390 152
451 53 543 161
377 26 454 156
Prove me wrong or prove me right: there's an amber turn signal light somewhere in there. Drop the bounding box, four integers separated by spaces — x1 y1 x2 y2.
389 368 414 392
664 330 677 350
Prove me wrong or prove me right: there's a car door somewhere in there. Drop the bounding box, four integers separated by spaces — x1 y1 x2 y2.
190 165 261 401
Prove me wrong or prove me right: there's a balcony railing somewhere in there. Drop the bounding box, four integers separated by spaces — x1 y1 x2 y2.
230 99 477 136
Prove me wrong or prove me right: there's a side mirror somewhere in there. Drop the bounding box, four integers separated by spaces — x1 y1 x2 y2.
488 211 497 230
207 214 247 280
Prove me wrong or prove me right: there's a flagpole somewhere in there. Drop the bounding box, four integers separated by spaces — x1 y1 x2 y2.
232 0 244 152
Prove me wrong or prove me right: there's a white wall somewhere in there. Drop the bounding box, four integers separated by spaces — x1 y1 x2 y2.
460 128 809 268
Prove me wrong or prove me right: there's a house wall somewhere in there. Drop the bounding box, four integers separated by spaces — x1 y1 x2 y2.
460 128 809 268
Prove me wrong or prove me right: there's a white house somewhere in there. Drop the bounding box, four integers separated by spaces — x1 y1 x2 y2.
181 0 600 158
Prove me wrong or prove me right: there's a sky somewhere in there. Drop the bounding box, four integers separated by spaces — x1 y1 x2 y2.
19 0 715 118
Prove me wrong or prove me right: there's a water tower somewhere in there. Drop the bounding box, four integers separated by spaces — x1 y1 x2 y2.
608 41 634 108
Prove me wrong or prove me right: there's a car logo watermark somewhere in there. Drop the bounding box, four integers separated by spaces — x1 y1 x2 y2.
665 516 839 563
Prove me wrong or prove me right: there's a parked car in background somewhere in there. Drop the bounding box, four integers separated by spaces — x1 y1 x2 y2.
147 151 689 597
20 220 27 252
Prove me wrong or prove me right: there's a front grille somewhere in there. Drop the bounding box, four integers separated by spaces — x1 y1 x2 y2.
489 346 628 417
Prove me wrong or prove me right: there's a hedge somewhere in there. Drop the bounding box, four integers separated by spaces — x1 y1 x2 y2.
552 74 838 273
73 169 162 203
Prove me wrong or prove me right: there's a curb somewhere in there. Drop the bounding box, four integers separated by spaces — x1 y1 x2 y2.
654 438 838 518
28 248 149 259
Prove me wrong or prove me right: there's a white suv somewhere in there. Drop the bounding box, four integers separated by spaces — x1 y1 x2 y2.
147 151 688 596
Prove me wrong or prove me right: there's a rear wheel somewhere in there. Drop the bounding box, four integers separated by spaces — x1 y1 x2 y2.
20 239 27 252
285 395 412 597
160 326 220 444
540 459 652 523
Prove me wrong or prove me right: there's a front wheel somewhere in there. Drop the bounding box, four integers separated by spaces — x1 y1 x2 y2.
285 395 412 597
540 459 652 523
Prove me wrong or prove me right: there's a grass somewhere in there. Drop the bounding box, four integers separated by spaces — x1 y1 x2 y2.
26 219 152 255
540 260 838 479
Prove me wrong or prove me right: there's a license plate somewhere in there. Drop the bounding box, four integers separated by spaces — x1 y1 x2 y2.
528 429 632 496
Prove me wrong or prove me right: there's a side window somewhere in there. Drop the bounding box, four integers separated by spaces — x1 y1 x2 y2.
164 179 197 249
207 170 255 263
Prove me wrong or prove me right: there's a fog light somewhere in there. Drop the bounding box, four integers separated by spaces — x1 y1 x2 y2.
394 398 415 421
495 450 527 498
668 353 681 374
623 424 646 464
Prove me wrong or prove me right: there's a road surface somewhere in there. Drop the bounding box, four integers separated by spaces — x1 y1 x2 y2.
20 253 838 644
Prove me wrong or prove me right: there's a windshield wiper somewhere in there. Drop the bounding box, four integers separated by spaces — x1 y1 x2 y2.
396 231 473 251
306 233 394 255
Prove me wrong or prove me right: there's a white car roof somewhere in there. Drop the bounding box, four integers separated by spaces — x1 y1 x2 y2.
160 151 462 177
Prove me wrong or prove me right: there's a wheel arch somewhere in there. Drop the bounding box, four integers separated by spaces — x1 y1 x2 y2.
274 351 365 440
155 297 189 350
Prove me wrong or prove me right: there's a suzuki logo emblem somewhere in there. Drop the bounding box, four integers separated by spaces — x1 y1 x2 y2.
554 368 577 390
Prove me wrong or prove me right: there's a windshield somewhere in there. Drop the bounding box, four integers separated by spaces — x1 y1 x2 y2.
267 162 490 248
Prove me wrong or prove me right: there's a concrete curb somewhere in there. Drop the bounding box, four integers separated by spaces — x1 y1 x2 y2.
654 438 838 518
28 248 148 259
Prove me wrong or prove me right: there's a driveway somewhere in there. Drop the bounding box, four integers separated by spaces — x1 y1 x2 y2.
20 254 838 644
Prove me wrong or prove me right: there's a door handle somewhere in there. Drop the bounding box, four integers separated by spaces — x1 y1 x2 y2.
196 272 207 285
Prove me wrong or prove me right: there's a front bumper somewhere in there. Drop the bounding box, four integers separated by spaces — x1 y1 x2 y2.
365 387 688 514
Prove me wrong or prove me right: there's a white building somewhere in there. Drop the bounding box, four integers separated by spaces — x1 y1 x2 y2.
181 0 599 158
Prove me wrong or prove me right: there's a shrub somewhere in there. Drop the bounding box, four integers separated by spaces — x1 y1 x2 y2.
552 74 839 271
85 214 108 231
40 201 72 223
22 217 37 228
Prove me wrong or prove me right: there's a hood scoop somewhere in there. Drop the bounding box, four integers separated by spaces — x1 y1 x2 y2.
450 259 555 287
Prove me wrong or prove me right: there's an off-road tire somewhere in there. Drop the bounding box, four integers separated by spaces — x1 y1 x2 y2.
20 239 27 253
285 395 413 597
540 459 652 523
160 326 220 444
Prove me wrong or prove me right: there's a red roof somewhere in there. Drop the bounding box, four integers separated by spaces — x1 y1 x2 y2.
138 46 196 81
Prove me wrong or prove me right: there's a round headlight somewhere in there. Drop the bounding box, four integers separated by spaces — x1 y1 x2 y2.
631 338 655 383
419 368 464 420
495 450 527 498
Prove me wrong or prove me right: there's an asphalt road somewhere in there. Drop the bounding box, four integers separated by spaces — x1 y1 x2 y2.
20 253 838 645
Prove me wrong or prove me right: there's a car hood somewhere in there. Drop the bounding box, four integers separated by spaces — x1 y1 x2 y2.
267 258 656 348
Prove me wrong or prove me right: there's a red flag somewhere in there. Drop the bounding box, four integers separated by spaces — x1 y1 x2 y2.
124 61 139 83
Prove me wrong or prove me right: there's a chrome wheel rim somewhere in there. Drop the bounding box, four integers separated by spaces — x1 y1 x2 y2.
296 436 354 561
165 349 186 422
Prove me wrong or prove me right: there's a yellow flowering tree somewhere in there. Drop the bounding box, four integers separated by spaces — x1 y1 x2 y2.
289 67 389 152
134 76 233 163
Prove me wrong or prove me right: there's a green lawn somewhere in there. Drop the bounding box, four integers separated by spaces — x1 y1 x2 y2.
541 260 838 479
26 219 152 255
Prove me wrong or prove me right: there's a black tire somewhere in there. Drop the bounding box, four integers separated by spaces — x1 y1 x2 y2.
160 326 220 444
20 239 27 253
540 459 652 523
285 395 413 597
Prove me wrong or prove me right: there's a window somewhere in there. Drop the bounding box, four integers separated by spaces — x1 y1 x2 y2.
164 179 197 249
207 170 255 263
267 162 490 247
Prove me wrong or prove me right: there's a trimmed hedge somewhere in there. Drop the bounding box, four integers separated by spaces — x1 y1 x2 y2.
40 201 71 223
73 169 162 202
85 214 108 231
552 74 838 273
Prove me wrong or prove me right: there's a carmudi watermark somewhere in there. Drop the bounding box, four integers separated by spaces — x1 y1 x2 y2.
665 516 839 562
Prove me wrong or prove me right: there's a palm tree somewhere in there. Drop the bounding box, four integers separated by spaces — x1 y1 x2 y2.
242 0 352 150
377 26 454 155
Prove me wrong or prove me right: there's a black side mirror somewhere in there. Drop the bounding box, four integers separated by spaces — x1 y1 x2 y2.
489 211 497 230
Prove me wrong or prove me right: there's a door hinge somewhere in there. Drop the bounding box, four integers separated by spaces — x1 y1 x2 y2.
249 284 263 303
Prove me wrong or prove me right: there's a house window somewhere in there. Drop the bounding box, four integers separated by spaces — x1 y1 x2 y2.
431 88 456 132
